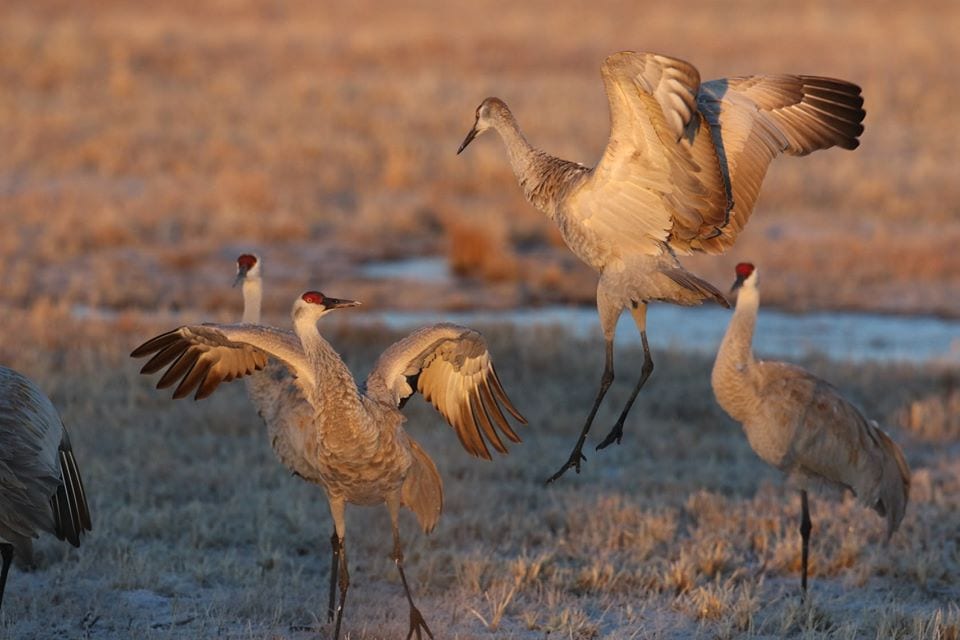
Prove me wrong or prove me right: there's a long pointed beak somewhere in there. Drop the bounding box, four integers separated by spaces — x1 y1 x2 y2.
729 275 745 294
327 298 361 310
457 125 478 155
233 268 248 288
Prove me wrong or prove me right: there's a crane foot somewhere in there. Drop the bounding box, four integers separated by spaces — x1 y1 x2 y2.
405 605 434 640
545 448 587 484
595 422 624 450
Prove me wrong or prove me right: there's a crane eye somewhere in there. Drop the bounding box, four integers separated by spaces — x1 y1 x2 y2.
301 291 326 305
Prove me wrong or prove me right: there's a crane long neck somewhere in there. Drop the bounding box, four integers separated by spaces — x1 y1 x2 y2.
718 284 759 369
494 112 537 182
241 278 262 324
494 112 585 219
711 282 761 422
292 313 367 432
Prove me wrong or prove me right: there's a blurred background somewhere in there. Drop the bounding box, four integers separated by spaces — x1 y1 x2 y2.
1 0 958 328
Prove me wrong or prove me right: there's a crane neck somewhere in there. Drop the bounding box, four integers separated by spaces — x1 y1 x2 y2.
711 282 761 423
493 113 585 219
241 278 262 324
292 312 362 411
491 111 538 185
718 283 759 368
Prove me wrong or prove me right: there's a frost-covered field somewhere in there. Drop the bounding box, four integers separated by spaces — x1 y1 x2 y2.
0 308 957 639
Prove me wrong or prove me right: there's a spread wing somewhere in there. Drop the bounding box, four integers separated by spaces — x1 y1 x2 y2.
567 51 730 258
365 324 526 460
131 323 314 402
696 75 865 252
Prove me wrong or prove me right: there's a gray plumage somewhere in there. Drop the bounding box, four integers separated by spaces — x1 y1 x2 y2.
711 263 909 591
131 290 525 639
458 50 866 481
0 366 92 610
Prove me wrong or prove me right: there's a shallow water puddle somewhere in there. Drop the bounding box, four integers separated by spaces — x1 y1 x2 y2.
353 305 960 365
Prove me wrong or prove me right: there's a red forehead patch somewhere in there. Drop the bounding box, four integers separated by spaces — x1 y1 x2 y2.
301 291 325 305
735 262 755 278
237 254 257 269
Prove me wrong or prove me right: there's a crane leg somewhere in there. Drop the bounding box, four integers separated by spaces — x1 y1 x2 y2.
327 499 349 640
800 490 812 595
332 536 349 640
388 497 433 640
597 303 654 450
545 338 615 483
0 543 12 611
327 530 340 622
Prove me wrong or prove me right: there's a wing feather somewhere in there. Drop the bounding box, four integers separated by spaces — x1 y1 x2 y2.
136 337 190 375
471 392 507 456
484 372 526 436
696 74 865 252
52 436 91 546
479 379 521 444
568 51 731 259
132 323 312 402
365 324 526 460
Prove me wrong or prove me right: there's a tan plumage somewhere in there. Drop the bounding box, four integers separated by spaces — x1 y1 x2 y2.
711 263 909 591
0 366 92 611
131 291 525 639
458 51 865 482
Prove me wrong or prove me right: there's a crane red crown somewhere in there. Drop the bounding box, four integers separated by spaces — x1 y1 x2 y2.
237 254 257 269
735 262 755 278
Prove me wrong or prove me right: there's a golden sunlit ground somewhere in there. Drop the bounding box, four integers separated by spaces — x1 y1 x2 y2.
1 1 959 638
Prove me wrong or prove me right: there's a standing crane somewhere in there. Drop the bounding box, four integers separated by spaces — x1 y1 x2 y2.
0 366 92 611
131 290 526 640
457 50 865 482
711 262 909 592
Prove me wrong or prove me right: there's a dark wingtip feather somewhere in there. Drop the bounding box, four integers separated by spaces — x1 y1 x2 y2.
139 341 190 376
194 367 224 400
130 331 181 359
52 444 92 547
156 350 195 390
479 380 523 444
470 393 508 456
172 357 212 400
488 366 528 425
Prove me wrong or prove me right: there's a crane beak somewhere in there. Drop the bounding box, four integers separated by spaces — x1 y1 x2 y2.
730 275 745 293
457 125 479 155
327 298 361 310
233 267 249 288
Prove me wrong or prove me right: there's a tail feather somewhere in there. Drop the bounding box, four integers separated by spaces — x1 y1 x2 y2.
401 439 443 534
870 422 910 539
664 268 730 308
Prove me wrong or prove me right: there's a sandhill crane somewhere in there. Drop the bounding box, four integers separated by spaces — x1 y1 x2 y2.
711 263 909 592
457 51 865 482
131 291 526 639
0 366 92 611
